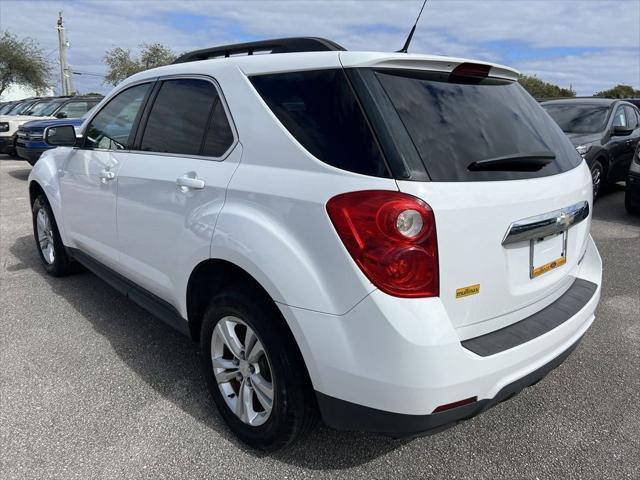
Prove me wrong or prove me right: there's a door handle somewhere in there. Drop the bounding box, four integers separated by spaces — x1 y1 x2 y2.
99 170 115 183
176 175 205 190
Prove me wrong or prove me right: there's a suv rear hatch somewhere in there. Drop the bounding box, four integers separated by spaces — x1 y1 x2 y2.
352 62 591 334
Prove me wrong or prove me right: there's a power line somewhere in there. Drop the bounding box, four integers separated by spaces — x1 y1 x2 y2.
71 71 105 78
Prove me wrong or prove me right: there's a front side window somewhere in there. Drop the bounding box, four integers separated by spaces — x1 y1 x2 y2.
612 107 627 128
140 78 232 156
85 83 150 150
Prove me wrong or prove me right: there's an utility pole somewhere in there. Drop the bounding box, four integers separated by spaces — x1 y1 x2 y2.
56 12 74 95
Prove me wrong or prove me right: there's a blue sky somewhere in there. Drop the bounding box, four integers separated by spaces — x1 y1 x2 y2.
1 0 638 96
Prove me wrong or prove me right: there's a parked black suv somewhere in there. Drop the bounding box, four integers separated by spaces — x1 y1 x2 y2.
626 143 640 214
542 99 640 198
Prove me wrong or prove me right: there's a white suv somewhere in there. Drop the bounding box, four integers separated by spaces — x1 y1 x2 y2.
28 38 602 450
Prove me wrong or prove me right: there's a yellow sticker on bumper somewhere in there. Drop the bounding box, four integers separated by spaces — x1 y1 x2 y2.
456 284 480 299
532 256 566 278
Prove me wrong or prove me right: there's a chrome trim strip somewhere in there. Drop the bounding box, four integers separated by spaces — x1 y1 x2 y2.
502 201 590 245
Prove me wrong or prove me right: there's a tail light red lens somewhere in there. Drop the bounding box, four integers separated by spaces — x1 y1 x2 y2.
326 190 439 298
451 62 491 79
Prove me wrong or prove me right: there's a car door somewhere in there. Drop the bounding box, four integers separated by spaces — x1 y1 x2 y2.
621 106 640 170
60 82 152 270
116 77 239 308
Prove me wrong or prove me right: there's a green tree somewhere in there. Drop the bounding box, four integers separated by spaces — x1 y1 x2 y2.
104 43 176 86
594 84 640 98
518 74 576 99
0 31 52 98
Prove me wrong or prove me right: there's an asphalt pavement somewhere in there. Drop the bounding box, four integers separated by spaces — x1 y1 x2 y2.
1 155 639 479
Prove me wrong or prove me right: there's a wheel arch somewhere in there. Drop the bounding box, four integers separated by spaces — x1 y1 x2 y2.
591 150 610 181
28 179 45 206
185 257 319 391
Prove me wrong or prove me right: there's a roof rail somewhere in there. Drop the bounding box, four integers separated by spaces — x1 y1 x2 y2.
173 37 346 64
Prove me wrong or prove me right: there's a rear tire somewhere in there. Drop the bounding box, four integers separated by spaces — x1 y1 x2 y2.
31 194 77 276
200 285 317 451
590 160 604 200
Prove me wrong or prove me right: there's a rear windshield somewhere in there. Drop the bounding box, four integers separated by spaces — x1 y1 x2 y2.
541 104 610 134
374 70 582 181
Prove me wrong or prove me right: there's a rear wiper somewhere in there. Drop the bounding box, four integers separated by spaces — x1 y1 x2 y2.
468 152 556 172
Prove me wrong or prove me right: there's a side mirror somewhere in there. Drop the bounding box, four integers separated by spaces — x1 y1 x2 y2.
612 125 633 136
55 112 67 119
44 125 79 147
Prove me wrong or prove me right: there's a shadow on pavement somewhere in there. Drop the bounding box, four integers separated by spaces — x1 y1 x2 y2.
9 234 408 470
6 167 31 181
593 183 640 227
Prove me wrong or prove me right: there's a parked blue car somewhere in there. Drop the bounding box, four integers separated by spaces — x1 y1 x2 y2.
16 117 85 165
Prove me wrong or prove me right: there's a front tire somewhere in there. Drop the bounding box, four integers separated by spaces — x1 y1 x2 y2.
32 194 76 276
200 286 317 450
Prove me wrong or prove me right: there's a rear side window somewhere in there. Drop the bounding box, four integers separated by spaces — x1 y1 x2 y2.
251 69 389 177
202 100 234 157
140 78 233 157
85 83 150 150
374 70 582 181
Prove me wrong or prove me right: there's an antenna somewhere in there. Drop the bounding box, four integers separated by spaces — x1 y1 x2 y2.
397 0 428 53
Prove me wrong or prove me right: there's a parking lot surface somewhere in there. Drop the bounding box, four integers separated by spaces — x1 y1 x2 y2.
1 155 639 479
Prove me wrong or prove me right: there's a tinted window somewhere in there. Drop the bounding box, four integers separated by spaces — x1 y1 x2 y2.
16 100 40 115
141 78 223 156
57 100 96 119
542 104 609 134
85 83 150 150
624 106 639 129
202 99 234 157
27 100 65 116
251 69 389 177
0 103 13 114
612 107 627 127
375 70 582 181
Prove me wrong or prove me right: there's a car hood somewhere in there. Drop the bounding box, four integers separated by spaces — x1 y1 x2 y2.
565 132 602 147
21 117 85 132
0 115 54 125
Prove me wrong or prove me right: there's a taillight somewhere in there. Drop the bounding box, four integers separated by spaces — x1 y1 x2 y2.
326 190 439 298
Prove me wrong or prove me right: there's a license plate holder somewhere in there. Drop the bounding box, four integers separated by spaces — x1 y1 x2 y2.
529 231 567 279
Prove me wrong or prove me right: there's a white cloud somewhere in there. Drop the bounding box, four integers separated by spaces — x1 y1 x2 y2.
0 0 638 96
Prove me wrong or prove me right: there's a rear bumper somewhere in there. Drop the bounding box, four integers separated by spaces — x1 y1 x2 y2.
278 235 601 434
316 335 583 436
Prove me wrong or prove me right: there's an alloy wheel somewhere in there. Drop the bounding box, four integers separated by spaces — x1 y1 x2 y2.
36 208 55 264
591 165 601 199
211 316 274 426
